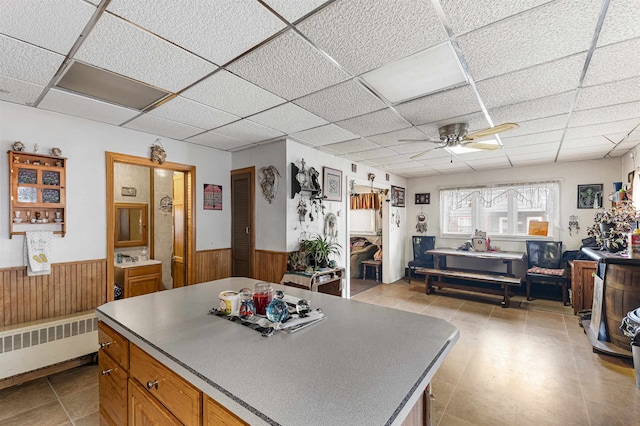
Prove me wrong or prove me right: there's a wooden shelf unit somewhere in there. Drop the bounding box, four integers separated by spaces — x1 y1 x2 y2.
8 150 67 238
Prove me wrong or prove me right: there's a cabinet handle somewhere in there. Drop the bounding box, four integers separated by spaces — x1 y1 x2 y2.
99 341 114 349
101 369 112 376
147 380 159 390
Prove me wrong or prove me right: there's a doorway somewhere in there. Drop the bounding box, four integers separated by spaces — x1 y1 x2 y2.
106 152 195 302
231 167 255 277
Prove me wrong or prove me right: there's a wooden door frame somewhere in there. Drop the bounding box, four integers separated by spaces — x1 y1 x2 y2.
231 167 255 277
106 152 196 302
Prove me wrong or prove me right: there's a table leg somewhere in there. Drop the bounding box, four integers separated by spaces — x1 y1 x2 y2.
502 284 510 308
504 260 513 276
375 265 379 282
362 263 366 280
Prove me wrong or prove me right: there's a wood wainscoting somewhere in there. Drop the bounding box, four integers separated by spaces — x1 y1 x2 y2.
254 250 288 284
195 248 232 283
0 259 107 327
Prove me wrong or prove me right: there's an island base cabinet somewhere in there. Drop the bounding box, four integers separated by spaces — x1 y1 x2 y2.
129 379 182 425
205 395 249 425
98 352 128 426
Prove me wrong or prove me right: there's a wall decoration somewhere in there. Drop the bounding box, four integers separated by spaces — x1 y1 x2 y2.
323 167 342 202
577 184 602 209
204 184 222 210
291 158 321 198
258 165 280 204
121 187 136 197
324 213 338 240
391 185 405 207
351 163 357 173
159 195 173 214
416 213 428 233
415 193 430 204
150 139 167 164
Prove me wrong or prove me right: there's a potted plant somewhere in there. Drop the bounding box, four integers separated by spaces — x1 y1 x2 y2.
587 201 639 252
301 234 341 269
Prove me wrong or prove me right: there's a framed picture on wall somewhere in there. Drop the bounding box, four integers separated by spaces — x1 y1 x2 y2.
204 184 222 210
391 185 405 207
577 183 602 209
323 167 342 201
415 193 430 204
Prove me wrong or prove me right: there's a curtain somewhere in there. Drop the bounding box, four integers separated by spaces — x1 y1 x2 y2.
350 193 380 210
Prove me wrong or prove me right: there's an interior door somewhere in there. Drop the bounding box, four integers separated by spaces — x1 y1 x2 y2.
172 172 185 288
231 168 254 277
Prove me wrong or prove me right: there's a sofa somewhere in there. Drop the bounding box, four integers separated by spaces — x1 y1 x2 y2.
350 237 379 279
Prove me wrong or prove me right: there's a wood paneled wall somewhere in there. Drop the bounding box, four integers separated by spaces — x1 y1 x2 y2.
254 250 288 284
0 259 107 327
194 248 232 283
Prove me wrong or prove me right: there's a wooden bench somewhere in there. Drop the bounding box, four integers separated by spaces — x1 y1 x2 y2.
416 268 522 308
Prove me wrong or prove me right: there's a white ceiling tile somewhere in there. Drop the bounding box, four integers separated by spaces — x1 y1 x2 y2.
336 152 366 162
262 0 328 22
612 139 640 152
465 157 512 170
293 79 387 122
505 141 560 156
317 145 343 156
366 127 430 147
336 109 410 137
248 103 328 134
0 75 43 105
227 30 349 100
0 0 95 54
182 70 285 117
556 150 608 162
322 138 380 154
107 0 285 66
368 155 411 166
396 167 440 177
575 77 640 111
291 124 358 146
352 148 398 160
38 89 139 125
74 13 216 92
561 135 617 149
395 85 481 125
509 151 556 166
0 35 64 85
504 115 569 138
124 114 204 140
584 38 640 87
390 142 440 155
212 119 284 144
477 53 586 108
185 130 247 150
489 91 575 124
597 0 640 47
564 120 638 141
430 162 473 173
571 101 640 126
501 130 564 147
457 0 601 80
384 161 427 171
451 148 506 161
148 96 238 130
297 0 447 75
441 0 553 36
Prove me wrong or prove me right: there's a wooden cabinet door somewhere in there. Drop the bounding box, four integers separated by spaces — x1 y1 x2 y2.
205 395 248 426
99 353 128 426
126 274 161 298
571 260 597 314
129 379 181 425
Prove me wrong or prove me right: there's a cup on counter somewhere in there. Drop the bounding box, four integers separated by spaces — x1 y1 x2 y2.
253 282 273 316
218 291 240 316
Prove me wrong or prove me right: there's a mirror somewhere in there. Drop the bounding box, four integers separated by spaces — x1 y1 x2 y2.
115 203 148 247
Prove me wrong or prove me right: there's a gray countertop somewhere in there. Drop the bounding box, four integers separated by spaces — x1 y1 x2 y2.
96 278 459 426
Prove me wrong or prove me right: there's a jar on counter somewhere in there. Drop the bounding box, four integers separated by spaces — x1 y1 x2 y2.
253 282 273 316
239 288 256 319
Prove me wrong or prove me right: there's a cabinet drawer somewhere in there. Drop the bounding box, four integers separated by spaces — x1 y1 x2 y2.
98 322 129 370
205 395 249 426
129 379 181 425
127 264 160 278
130 344 202 425
98 352 128 426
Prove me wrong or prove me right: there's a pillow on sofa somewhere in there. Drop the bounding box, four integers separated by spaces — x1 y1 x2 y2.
350 237 371 248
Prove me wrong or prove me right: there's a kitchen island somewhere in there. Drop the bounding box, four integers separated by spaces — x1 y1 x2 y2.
96 277 459 425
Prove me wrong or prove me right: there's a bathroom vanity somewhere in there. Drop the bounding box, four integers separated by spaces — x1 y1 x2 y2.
113 260 162 298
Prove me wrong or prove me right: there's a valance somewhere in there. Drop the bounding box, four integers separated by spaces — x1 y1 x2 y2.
350 193 380 210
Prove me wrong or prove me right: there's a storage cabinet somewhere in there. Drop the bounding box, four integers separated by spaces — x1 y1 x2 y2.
98 322 129 426
114 263 162 298
8 150 67 237
205 395 249 426
570 260 597 315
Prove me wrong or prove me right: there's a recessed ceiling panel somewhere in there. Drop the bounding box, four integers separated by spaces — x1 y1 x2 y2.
575 77 640 111
182 70 285 117
489 91 575 124
457 0 601 80
124 114 205 140
0 0 95 54
571 101 640 126
395 85 480 126
262 0 329 22
296 0 447 75
465 157 512 170
212 119 284 143
322 138 380 154
38 88 139 125
185 130 247 151
74 13 216 92
291 124 358 146
596 0 640 47
293 79 386 122
227 30 349 100
336 109 410 137
149 96 238 130
366 127 429 147
477 53 585 108
584 38 640 87
248 103 328 134
0 35 65 85
108 0 285 65
0 75 44 106
441 0 553 36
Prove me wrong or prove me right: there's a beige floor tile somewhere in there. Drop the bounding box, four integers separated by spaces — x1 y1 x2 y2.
47 363 98 398
0 400 70 426
585 399 640 426
59 384 99 421
0 378 57 421
438 413 476 425
434 357 467 386
73 411 100 426
445 386 517 426
516 387 589 426
431 378 455 426
580 376 640 409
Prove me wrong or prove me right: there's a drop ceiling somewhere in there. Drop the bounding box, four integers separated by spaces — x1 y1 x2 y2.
1 0 639 177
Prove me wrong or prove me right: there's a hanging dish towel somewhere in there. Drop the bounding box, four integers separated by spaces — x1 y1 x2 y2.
24 231 53 276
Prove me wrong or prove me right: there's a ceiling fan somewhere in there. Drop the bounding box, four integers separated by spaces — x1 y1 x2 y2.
402 122 519 159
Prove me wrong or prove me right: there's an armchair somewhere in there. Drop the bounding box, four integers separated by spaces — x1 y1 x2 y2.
525 240 569 305
407 236 436 283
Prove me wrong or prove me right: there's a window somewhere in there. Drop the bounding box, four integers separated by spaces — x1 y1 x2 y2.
440 181 559 238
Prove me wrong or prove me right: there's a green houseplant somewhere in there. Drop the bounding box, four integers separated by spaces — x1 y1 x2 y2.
587 201 639 252
301 234 341 269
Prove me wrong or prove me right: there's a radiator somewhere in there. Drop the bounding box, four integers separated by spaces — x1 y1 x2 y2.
0 312 98 380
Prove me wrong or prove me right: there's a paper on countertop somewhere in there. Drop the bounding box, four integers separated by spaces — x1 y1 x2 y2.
279 310 325 330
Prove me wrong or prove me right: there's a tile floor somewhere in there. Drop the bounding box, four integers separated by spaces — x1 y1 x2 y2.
0 280 637 425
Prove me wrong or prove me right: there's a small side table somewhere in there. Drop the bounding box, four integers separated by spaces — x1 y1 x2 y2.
361 260 382 282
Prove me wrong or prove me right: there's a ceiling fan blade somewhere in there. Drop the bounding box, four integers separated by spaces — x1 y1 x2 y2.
465 122 519 140
464 142 502 150
409 145 445 159
398 137 442 143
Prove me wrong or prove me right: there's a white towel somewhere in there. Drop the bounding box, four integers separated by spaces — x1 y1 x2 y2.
24 231 53 276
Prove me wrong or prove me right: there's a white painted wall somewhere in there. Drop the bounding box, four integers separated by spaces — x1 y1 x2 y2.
0 102 232 268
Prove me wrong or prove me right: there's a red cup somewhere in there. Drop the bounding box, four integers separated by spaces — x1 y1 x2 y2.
253 292 272 316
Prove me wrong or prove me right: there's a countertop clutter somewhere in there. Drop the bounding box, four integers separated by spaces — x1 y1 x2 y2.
96 277 459 425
